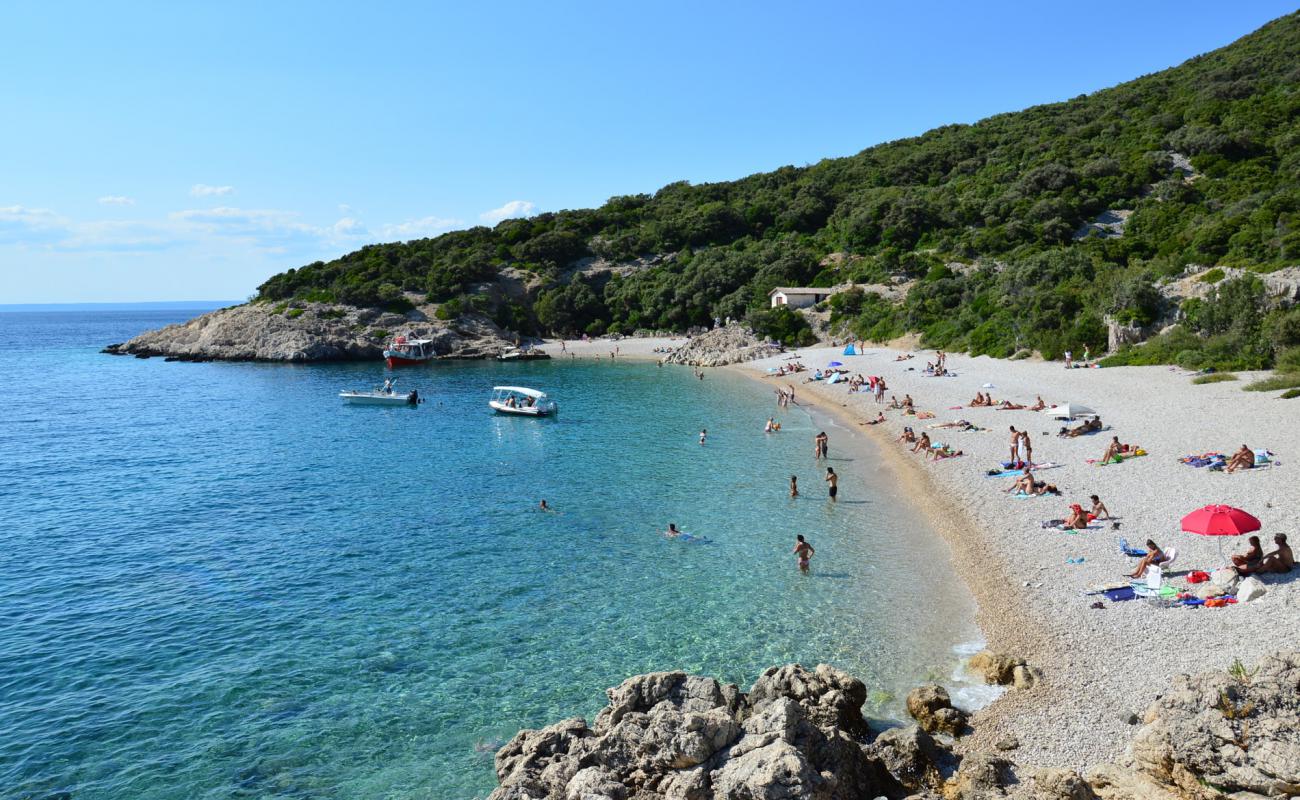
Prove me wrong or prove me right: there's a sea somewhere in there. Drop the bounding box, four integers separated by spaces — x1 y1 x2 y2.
0 308 985 799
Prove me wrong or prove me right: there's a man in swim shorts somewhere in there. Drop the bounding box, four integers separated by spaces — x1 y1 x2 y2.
793 534 815 572
825 467 838 501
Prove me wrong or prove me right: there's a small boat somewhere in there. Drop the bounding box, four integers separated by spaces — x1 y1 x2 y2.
384 335 436 368
340 379 422 406
497 346 550 362
489 386 557 417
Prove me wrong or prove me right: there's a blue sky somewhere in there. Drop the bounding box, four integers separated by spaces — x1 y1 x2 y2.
2 1 1295 303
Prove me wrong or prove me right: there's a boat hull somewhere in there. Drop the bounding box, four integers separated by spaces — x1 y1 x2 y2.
489 400 555 417
340 392 419 406
385 353 431 368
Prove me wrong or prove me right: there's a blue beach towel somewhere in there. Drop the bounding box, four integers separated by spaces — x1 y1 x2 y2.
1103 587 1136 602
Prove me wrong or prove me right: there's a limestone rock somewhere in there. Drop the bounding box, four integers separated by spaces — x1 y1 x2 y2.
1129 652 1300 798
906 685 968 737
489 664 901 800
943 752 1013 800
965 651 1031 687
103 301 518 362
662 323 785 367
1033 768 1097 800
868 725 957 794
1236 577 1267 603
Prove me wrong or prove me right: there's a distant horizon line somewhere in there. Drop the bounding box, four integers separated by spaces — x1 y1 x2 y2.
0 300 240 312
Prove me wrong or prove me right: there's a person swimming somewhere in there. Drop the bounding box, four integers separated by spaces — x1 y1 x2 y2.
665 523 682 537
539 499 551 512
793 534 815 572
699 428 707 445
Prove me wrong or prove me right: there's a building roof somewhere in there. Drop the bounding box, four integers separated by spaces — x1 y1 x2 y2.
768 287 832 296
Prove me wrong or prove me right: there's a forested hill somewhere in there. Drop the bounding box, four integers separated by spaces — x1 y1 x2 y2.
257 11 1300 368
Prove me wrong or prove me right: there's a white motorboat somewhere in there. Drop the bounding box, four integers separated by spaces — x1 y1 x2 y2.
489 386 557 416
341 379 422 406
497 346 550 362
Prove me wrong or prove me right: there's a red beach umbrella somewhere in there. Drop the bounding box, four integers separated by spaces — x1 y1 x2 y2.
1180 505 1261 537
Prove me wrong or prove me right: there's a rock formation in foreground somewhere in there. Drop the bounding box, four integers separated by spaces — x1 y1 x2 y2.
489 653 1300 799
663 324 784 367
102 302 517 362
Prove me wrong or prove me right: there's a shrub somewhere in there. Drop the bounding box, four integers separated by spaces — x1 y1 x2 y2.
1198 268 1226 284
1281 388 1300 399
1192 373 1237 384
369 328 390 340
1243 373 1300 392
1275 347 1300 372
747 306 814 346
286 308 305 319
318 308 347 320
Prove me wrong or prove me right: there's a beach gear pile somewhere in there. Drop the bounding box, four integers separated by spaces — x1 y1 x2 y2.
1179 452 1226 468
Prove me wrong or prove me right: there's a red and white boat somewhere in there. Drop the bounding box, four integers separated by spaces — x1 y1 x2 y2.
384 336 436 368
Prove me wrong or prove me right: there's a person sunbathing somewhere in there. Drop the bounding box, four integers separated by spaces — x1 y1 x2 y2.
934 419 973 429
1128 539 1170 578
969 393 986 406
997 400 1026 410
1089 495 1111 521
863 412 887 425
927 445 963 460
1226 444 1255 473
910 432 931 454
1243 534 1293 575
1231 535 1264 574
1006 467 1035 494
890 395 903 409
1029 395 1046 411
1034 483 1061 496
1061 417 1103 438
903 395 914 412
1063 504 1089 528
1100 436 1130 465
897 426 916 443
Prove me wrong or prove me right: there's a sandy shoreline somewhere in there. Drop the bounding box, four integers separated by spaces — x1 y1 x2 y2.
736 346 1298 769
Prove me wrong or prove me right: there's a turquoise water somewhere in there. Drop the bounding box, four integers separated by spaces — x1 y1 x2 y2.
0 311 979 799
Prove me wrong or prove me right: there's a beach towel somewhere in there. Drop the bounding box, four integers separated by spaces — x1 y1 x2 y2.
1103 587 1136 602
1187 570 1211 583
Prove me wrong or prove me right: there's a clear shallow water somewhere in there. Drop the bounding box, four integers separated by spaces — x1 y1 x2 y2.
0 310 980 799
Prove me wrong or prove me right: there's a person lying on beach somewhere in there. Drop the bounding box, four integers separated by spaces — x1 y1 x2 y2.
933 419 974 429
1033 482 1061 496
926 445 963 460
894 353 913 361
1029 396 1046 412
863 412 887 425
897 427 916 443
1231 535 1263 573
1128 539 1170 578
997 400 1027 410
1240 534 1293 575
1060 417 1103 438
1006 467 1035 494
1226 444 1255 473
910 432 932 454
1089 495 1111 521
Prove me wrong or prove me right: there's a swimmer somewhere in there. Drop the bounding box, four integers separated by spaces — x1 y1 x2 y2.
538 499 551 512
793 534 815 572
665 523 683 538
699 428 707 445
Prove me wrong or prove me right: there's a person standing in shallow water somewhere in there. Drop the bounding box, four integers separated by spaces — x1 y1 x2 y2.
789 475 799 498
824 467 838 501
814 431 828 459
793 534 815 572
699 428 707 445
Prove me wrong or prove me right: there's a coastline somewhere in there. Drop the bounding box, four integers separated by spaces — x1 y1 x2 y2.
734 345 1299 770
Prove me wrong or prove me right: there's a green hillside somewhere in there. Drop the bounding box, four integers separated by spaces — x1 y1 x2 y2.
257 11 1300 368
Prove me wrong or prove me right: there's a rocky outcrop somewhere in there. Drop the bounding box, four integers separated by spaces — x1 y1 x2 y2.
1129 652 1300 799
489 664 901 800
906 684 968 737
102 301 518 362
663 324 785 367
965 651 1040 689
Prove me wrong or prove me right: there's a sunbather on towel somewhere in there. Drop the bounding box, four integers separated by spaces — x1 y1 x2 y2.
934 419 974 430
997 400 1026 410
1089 495 1111 521
1100 436 1141 465
1064 504 1089 528
1029 395 1046 412
1032 482 1061 496
1226 444 1255 473
1240 534 1293 575
1231 535 1263 574
910 432 932 454
1060 417 1103 438
897 426 916 444
1006 467 1035 494
1128 539 1170 578
926 444 963 460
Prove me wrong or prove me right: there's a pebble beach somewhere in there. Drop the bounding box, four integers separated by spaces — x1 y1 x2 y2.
736 345 1299 769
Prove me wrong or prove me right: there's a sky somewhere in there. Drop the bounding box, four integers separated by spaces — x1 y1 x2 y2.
1 1 1296 303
